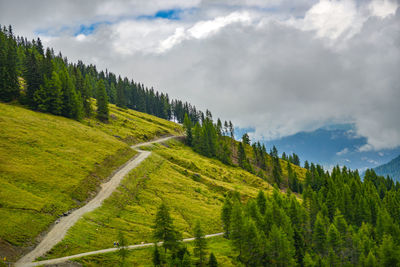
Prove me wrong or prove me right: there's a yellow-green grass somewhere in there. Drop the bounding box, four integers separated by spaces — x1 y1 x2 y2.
83 103 183 145
73 236 238 266
233 140 307 184
0 103 138 252
45 139 273 260
0 101 184 260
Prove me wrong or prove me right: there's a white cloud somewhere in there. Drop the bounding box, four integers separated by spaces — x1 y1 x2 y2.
299 0 366 40
369 0 398 18
336 148 349 156
75 34 86 41
0 0 399 151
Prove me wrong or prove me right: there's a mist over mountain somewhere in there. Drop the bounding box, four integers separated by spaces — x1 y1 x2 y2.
373 155 400 182
239 124 400 172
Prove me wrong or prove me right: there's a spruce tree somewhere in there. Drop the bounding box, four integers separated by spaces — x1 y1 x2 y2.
365 251 377 267
313 212 327 255
378 234 400 266
208 252 218 267
221 197 232 237
118 231 128 267
267 225 296 266
153 244 162 267
96 79 109 122
183 113 193 146
182 251 192 267
193 221 207 266
24 50 42 108
256 190 266 215
0 29 19 102
229 202 244 258
116 76 126 108
153 203 180 252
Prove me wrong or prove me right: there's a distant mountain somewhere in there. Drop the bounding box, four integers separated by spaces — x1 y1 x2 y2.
373 155 400 182
236 124 400 171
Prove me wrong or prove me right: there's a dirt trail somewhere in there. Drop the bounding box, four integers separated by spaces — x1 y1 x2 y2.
18 233 224 267
16 136 176 266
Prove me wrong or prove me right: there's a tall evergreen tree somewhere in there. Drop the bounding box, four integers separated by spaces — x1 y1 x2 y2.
183 113 193 146
221 197 232 237
153 203 180 252
193 221 207 266
208 252 218 267
96 79 109 122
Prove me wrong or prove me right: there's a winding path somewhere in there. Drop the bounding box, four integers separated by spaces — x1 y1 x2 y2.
16 136 177 266
18 233 224 267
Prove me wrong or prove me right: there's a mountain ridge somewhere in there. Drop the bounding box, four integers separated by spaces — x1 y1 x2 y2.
373 155 400 182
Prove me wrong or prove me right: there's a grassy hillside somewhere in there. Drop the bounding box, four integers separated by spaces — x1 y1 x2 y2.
0 102 182 260
74 236 236 266
83 103 183 145
44 139 273 260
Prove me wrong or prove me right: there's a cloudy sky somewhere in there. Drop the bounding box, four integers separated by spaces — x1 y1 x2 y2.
1 0 399 156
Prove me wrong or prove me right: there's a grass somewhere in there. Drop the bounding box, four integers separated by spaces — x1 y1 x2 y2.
73 236 238 266
45 139 273 260
83 103 183 145
0 102 182 260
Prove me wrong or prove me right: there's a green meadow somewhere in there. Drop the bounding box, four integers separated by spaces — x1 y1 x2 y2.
74 236 237 267
45 139 273 260
0 102 182 260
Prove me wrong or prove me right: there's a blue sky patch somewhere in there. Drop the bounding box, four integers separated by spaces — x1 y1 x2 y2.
138 8 184 20
74 21 110 36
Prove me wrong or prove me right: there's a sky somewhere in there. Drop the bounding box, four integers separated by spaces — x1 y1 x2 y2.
1 0 399 168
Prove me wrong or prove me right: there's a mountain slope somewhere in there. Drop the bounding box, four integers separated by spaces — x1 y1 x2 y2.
0 102 182 260
373 155 400 182
44 139 274 259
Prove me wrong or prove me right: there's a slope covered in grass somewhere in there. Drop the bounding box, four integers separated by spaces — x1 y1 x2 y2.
0 102 182 260
83 103 183 145
45 139 273 259
74 235 236 266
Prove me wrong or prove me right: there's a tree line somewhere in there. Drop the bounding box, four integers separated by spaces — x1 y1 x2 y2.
0 25 203 124
183 115 303 191
152 203 218 267
221 167 400 266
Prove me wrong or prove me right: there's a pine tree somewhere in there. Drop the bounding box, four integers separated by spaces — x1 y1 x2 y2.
267 225 296 266
193 221 207 266
192 122 202 152
182 251 192 267
378 234 400 266
0 29 19 102
256 190 266 215
229 202 244 258
118 231 128 267
241 219 263 266
313 212 327 255
242 133 250 145
153 203 180 252
96 79 109 122
327 224 341 253
183 113 193 146
33 71 63 114
24 50 42 108
221 197 232 237
116 76 126 108
237 142 247 169
153 244 162 267
208 252 218 267
365 251 377 267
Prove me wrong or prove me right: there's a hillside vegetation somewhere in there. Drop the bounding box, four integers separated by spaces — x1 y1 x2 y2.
44 139 274 259
0 102 181 260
